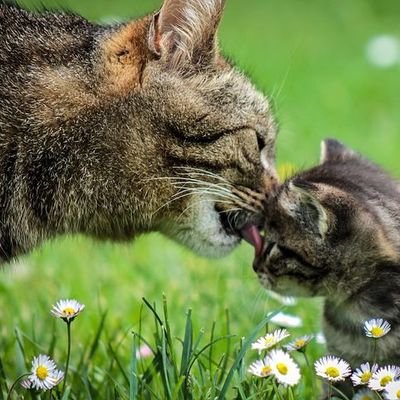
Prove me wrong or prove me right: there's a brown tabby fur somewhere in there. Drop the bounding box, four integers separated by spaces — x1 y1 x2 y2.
246 139 400 396
0 0 277 261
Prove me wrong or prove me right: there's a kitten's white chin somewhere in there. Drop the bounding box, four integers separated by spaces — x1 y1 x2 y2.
164 194 241 258
258 273 313 297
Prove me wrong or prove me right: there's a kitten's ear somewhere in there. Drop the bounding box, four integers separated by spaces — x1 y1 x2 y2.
320 139 357 164
282 181 329 236
148 0 225 69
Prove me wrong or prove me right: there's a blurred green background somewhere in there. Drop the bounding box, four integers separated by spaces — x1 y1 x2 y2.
1 0 400 395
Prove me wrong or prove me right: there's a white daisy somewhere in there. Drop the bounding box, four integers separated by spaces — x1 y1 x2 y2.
28 355 64 391
267 349 301 386
51 299 85 322
314 355 351 382
351 362 378 386
20 379 33 389
353 388 377 400
364 318 391 338
369 365 400 391
384 380 400 399
248 358 272 378
251 329 290 352
284 335 314 352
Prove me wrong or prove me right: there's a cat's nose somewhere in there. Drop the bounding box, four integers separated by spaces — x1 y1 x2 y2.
259 147 279 193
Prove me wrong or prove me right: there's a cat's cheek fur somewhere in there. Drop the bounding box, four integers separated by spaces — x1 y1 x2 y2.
160 194 241 258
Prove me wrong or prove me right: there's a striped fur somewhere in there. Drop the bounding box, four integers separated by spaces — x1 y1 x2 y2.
253 139 400 395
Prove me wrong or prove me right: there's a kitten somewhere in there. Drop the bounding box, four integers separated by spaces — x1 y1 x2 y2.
0 0 276 262
246 139 400 393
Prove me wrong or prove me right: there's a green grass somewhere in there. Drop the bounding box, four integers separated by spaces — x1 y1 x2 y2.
1 0 400 398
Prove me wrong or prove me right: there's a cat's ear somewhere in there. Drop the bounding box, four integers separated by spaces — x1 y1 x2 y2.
282 181 329 237
320 139 358 164
148 0 225 69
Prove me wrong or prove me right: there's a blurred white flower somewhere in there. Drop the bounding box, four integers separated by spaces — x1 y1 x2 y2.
364 318 391 339
266 290 297 306
267 349 301 386
353 388 376 400
251 329 290 352
248 358 272 378
28 355 64 391
270 312 303 328
369 365 400 391
351 362 378 386
366 35 400 68
315 332 326 345
51 299 85 322
284 334 314 352
314 355 351 382
384 380 400 399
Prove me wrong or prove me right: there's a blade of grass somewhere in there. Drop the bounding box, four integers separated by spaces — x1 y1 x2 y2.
179 309 193 400
217 310 282 400
217 309 231 385
107 342 130 386
87 311 108 361
129 334 138 400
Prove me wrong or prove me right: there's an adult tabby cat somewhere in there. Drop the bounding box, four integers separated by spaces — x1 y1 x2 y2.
0 0 276 262
248 139 400 392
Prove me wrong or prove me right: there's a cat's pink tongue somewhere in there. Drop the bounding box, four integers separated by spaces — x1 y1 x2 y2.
241 225 263 257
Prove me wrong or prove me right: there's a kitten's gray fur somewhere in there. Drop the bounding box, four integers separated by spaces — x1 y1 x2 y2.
252 139 400 396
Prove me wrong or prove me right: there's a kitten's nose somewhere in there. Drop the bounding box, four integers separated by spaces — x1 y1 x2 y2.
253 241 276 271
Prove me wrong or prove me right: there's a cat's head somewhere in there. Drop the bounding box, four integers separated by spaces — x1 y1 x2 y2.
253 139 400 297
100 0 276 257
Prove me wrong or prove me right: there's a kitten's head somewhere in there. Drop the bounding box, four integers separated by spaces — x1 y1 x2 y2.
100 0 276 257
253 139 400 297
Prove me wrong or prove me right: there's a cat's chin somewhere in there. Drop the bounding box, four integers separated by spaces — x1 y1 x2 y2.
161 195 242 258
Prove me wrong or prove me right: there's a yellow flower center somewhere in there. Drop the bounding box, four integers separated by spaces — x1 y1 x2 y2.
361 396 372 400
261 366 272 376
380 375 392 387
397 390 400 399
325 366 340 378
276 363 288 375
371 326 384 337
264 336 274 345
36 365 48 380
295 339 305 348
360 371 372 383
63 307 75 316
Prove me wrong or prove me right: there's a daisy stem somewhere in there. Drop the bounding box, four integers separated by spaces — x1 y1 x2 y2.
287 386 295 400
62 321 72 395
331 385 350 400
373 339 377 364
6 373 30 400
327 382 332 400
302 351 317 396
